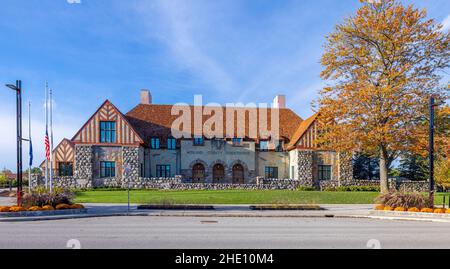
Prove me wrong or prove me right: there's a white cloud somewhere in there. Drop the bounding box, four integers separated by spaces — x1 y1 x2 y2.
442 14 450 32
0 105 78 170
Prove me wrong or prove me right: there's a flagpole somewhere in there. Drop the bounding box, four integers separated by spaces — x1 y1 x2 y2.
44 82 48 189
49 87 53 193
28 101 32 193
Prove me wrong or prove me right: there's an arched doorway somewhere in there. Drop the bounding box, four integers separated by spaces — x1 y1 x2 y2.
232 164 244 184
212 164 225 183
192 163 205 183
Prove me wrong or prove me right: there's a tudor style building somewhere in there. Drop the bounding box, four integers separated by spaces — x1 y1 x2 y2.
41 90 352 186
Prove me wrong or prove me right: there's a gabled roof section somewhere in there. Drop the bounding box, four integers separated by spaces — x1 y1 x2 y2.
39 138 74 169
125 104 303 144
72 100 144 145
287 113 319 149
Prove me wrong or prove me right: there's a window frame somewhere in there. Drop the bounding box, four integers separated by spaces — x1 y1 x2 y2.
100 121 116 143
156 164 171 178
193 136 204 146
100 161 116 178
58 162 73 177
151 137 160 149
318 165 332 181
259 140 269 151
265 166 278 179
232 138 243 146
167 138 176 150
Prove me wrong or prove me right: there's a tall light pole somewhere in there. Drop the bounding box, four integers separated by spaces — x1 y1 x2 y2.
429 97 435 204
429 96 445 205
5 80 23 206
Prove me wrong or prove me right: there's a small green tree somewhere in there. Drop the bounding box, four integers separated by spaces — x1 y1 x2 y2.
398 153 429 181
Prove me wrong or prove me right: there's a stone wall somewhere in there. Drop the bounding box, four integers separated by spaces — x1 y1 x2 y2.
31 175 429 192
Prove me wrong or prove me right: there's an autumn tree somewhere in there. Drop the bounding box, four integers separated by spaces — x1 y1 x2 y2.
316 0 450 193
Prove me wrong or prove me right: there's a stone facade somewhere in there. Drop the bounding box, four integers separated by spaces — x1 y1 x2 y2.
122 146 140 181
338 152 353 181
74 145 93 180
296 150 314 185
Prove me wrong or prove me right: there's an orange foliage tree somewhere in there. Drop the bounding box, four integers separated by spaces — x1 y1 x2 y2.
316 0 450 193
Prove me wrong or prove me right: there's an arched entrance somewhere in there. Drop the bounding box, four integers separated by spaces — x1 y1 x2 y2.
232 164 244 184
212 163 225 183
192 163 205 183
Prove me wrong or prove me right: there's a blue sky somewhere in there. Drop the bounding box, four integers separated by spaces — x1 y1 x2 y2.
0 0 449 170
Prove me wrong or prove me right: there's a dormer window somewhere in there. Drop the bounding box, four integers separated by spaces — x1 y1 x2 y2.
151 137 160 149
275 140 283 152
259 140 268 151
100 121 116 143
232 138 242 146
193 137 204 146
167 138 176 150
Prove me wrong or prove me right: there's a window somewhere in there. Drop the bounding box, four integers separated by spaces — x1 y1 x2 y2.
318 165 332 180
232 138 242 146
265 166 278 179
156 165 171 177
100 121 116 143
100 161 115 178
259 141 269 151
151 137 160 149
193 137 204 146
275 140 283 152
58 162 73 177
167 138 176 149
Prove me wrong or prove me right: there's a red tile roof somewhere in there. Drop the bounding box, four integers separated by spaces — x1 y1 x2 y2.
125 104 303 144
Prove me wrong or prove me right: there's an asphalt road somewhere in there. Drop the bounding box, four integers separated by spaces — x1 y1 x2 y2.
1 216 449 249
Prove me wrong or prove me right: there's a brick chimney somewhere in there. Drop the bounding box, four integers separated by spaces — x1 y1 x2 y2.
140 89 152 105
273 95 286 109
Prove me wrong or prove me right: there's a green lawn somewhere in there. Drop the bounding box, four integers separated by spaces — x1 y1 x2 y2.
74 189 449 205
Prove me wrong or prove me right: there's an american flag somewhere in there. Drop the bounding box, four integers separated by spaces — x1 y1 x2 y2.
44 130 50 161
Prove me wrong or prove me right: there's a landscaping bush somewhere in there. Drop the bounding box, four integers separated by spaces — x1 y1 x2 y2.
433 208 446 214
383 206 393 211
28 206 42 211
9 206 26 212
55 204 71 210
394 207 406 211
335 186 380 192
0 206 11 212
375 192 432 209
297 186 317 191
421 208 434 213
374 204 384 210
446 209 450 214
408 207 420 212
22 186 74 207
42 205 54 211
70 204 84 209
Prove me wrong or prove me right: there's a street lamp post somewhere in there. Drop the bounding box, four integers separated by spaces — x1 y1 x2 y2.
428 96 445 206
6 80 23 206
429 97 435 204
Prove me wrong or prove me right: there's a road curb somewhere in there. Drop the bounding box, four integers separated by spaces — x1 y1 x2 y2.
368 210 450 223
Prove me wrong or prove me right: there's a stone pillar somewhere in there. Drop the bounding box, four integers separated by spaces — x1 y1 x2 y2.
74 145 93 187
122 146 140 184
338 152 353 182
297 150 314 186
